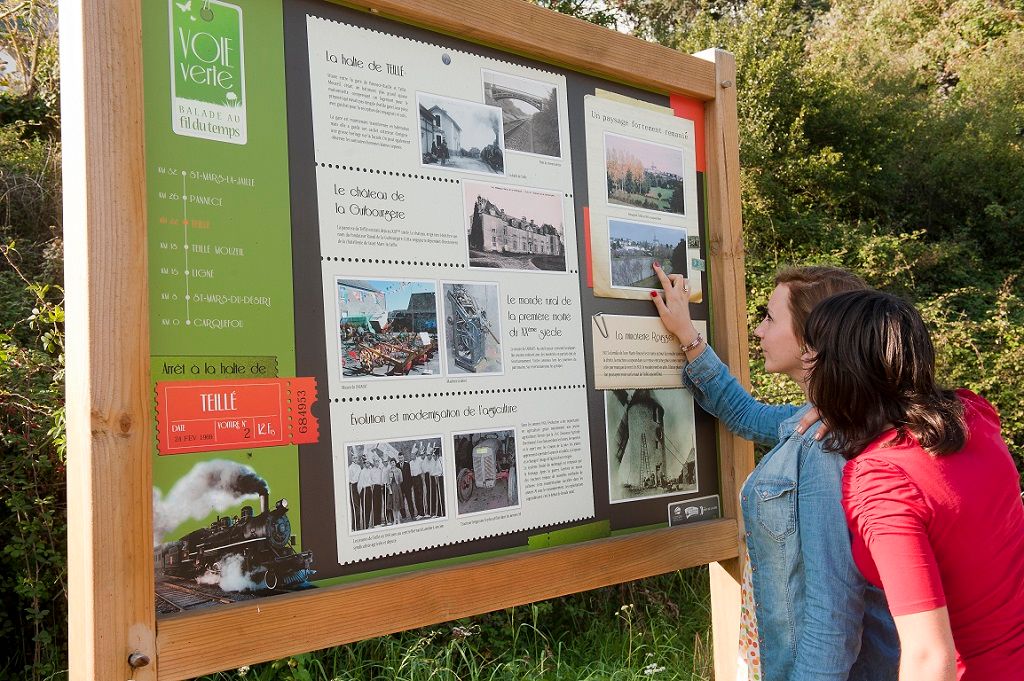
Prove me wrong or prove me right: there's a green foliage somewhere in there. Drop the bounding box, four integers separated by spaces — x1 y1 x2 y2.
922 279 1024 476
0 243 66 681
192 569 712 681
0 24 65 671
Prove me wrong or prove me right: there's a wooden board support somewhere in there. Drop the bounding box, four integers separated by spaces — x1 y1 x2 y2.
62 2 750 680
338 0 717 99
157 520 738 680
696 47 755 681
62 0 156 680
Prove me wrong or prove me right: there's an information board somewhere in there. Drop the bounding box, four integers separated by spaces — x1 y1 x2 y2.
64 1 752 679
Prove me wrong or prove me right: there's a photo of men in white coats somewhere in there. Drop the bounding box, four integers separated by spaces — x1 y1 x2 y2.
346 437 446 532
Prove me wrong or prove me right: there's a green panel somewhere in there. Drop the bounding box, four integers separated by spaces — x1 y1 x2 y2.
527 520 611 549
143 0 302 544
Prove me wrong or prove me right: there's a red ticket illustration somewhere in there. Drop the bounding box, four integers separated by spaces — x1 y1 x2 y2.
155 377 319 455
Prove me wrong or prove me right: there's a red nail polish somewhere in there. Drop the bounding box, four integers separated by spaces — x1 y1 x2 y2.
650 291 658 297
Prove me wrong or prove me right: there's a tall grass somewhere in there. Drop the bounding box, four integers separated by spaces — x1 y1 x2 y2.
194 568 712 681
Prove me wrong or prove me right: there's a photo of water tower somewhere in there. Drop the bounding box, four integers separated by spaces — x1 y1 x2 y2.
605 388 697 503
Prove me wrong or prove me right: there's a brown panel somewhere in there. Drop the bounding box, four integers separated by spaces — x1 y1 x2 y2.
695 48 752 681
155 520 738 681
61 0 156 679
332 0 717 100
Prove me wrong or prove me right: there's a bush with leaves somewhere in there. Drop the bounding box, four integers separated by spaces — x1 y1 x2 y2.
0 102 66 681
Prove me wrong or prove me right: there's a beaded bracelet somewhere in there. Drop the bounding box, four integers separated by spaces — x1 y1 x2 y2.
679 333 704 353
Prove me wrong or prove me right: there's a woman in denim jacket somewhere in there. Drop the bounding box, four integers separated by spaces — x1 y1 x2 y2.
652 265 899 681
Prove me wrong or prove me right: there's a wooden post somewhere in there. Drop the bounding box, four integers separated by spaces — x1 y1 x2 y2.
695 47 755 681
62 0 156 679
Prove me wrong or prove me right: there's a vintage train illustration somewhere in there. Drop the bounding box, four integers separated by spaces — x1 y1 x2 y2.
154 491 314 590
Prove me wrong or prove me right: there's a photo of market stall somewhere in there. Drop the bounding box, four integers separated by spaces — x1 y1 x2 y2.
336 278 441 379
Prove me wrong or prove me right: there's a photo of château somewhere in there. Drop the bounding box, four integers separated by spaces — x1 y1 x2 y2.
608 219 687 290
482 70 561 158
605 132 685 215
417 93 505 175
464 181 567 272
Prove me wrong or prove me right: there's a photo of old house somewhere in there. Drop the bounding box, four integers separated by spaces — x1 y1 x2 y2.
463 180 566 272
482 70 561 158
417 93 505 175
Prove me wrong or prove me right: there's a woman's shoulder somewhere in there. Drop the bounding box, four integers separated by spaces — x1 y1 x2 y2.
841 455 933 532
956 388 1001 428
842 455 921 504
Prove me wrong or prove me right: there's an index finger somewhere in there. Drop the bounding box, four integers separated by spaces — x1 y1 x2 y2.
652 263 673 291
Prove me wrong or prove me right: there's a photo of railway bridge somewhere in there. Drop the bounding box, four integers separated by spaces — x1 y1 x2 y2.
483 70 561 158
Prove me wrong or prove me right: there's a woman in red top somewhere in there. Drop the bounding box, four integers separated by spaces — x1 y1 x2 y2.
803 289 1024 681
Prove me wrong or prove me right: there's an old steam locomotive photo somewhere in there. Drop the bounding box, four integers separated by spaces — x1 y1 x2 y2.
155 490 314 611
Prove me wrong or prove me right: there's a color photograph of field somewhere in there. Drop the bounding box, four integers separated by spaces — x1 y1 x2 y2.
604 133 685 216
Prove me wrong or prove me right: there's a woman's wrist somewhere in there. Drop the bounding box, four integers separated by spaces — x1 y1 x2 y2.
675 325 701 348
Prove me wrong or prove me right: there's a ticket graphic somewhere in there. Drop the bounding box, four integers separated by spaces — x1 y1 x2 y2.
155 377 318 454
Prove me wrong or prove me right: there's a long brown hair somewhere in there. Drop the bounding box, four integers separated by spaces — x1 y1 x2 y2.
774 267 868 345
804 290 966 459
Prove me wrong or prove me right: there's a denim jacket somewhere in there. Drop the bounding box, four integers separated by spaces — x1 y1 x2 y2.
683 346 899 681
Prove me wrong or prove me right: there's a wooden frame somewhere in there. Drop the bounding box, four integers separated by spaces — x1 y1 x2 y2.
63 2 749 680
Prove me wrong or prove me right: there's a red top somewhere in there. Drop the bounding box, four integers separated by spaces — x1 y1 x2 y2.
842 390 1024 680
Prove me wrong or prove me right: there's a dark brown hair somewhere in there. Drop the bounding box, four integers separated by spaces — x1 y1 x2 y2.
775 267 868 345
804 290 966 459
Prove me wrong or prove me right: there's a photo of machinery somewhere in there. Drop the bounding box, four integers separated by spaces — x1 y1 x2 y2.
452 429 519 516
337 278 441 378
442 281 503 375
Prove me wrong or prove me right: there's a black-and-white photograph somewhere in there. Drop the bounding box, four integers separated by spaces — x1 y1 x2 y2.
609 219 687 290
605 132 685 215
464 180 567 272
441 281 503 375
345 437 446 533
452 429 519 516
337 278 440 379
417 93 505 175
605 389 697 503
482 70 561 158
